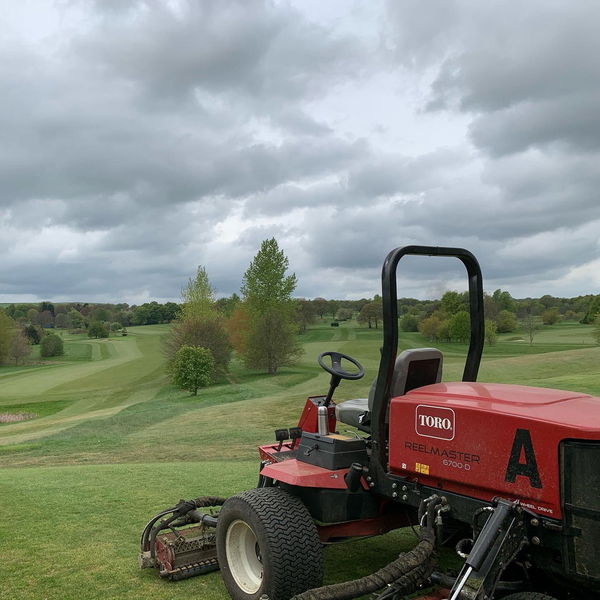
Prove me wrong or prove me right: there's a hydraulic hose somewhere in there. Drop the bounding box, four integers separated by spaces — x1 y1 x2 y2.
290 526 436 600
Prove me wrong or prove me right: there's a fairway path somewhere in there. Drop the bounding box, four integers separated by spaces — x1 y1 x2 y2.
0 327 167 447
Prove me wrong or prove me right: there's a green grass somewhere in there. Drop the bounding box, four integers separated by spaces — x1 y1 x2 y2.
1 319 599 599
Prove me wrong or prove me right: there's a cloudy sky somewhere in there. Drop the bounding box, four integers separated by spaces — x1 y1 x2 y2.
1 0 599 304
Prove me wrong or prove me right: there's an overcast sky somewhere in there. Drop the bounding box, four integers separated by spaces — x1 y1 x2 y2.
1 0 599 304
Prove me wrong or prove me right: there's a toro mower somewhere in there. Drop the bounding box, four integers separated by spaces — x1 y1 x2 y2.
140 245 600 600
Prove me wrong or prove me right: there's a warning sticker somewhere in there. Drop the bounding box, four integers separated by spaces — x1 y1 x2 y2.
415 462 430 475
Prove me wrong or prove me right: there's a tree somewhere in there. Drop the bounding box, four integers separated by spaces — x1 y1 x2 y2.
55 313 73 329
542 308 561 325
399 313 419 332
228 305 250 355
10 331 31 364
582 295 600 324
440 291 467 315
23 324 42 345
419 313 444 341
593 315 600 345
522 312 539 345
181 266 218 321
69 309 85 328
169 345 215 395
0 310 15 363
358 301 383 328
496 310 518 333
40 333 64 357
448 310 470 343
335 307 353 321
164 317 232 377
312 298 329 319
485 319 497 345
240 238 301 374
88 321 109 338
296 299 317 333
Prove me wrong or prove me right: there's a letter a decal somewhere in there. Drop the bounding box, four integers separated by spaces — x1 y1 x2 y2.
505 428 542 489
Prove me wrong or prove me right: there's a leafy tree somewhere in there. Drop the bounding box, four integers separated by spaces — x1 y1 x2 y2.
23 324 42 345
215 294 240 318
10 331 31 364
162 302 181 322
111 322 123 332
55 313 73 329
582 295 600 324
181 266 217 321
296 299 317 333
593 315 600 345
169 345 215 395
27 308 39 324
399 313 419 332
240 238 301 374
492 289 515 312
522 312 539 345
542 308 561 325
496 310 518 333
485 319 497 345
38 310 55 328
164 317 231 377
88 321 109 338
441 291 467 315
40 333 64 357
312 298 329 319
335 307 353 321
448 310 470 343
419 313 444 341
358 301 383 328
68 309 85 328
38 301 55 316
0 310 15 363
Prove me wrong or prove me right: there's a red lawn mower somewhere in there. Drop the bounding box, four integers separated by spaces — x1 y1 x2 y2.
140 246 600 600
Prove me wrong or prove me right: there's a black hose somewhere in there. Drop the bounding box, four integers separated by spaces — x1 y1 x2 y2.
290 527 436 600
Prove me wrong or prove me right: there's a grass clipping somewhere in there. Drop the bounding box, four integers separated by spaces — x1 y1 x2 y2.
0 412 37 423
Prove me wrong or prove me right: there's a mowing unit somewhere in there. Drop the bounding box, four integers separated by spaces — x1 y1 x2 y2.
140 246 600 600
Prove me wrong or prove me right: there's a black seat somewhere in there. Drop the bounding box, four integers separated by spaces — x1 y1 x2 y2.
335 348 443 431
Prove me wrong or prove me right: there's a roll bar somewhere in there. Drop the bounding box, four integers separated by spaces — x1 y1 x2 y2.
369 245 485 469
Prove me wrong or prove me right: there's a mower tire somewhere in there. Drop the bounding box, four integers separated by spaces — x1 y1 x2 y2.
216 487 323 600
500 594 558 600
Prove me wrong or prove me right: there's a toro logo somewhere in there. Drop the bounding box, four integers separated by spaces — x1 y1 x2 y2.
415 405 455 441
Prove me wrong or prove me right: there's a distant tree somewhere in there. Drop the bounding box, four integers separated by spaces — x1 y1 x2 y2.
328 300 340 319
485 319 497 345
38 301 55 316
10 331 31 365
227 305 249 355
55 313 73 329
215 294 240 318
38 310 55 328
448 310 470 343
542 308 561 325
522 312 539 345
312 298 329 319
88 321 109 338
164 317 232 377
496 310 518 333
296 299 317 333
0 310 15 363
492 289 515 312
181 266 218 321
419 313 444 341
162 302 181 322
240 238 301 374
399 313 419 332
68 309 85 328
440 291 467 315
169 345 215 395
27 308 39 325
40 333 64 357
335 307 353 321
23 324 43 345
582 295 600 324
358 301 383 328
111 322 123 332
593 315 600 345
92 307 112 322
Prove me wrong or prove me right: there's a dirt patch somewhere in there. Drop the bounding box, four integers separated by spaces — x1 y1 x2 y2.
0 412 38 424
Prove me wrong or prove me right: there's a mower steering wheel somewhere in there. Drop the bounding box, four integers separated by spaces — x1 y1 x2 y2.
318 351 365 381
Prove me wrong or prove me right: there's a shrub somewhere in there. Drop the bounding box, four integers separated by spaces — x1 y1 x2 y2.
88 321 109 338
40 333 64 357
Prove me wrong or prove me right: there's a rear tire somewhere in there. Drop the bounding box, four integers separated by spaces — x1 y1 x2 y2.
216 487 323 600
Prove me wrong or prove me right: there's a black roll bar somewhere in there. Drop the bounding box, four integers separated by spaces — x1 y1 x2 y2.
369 245 485 472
